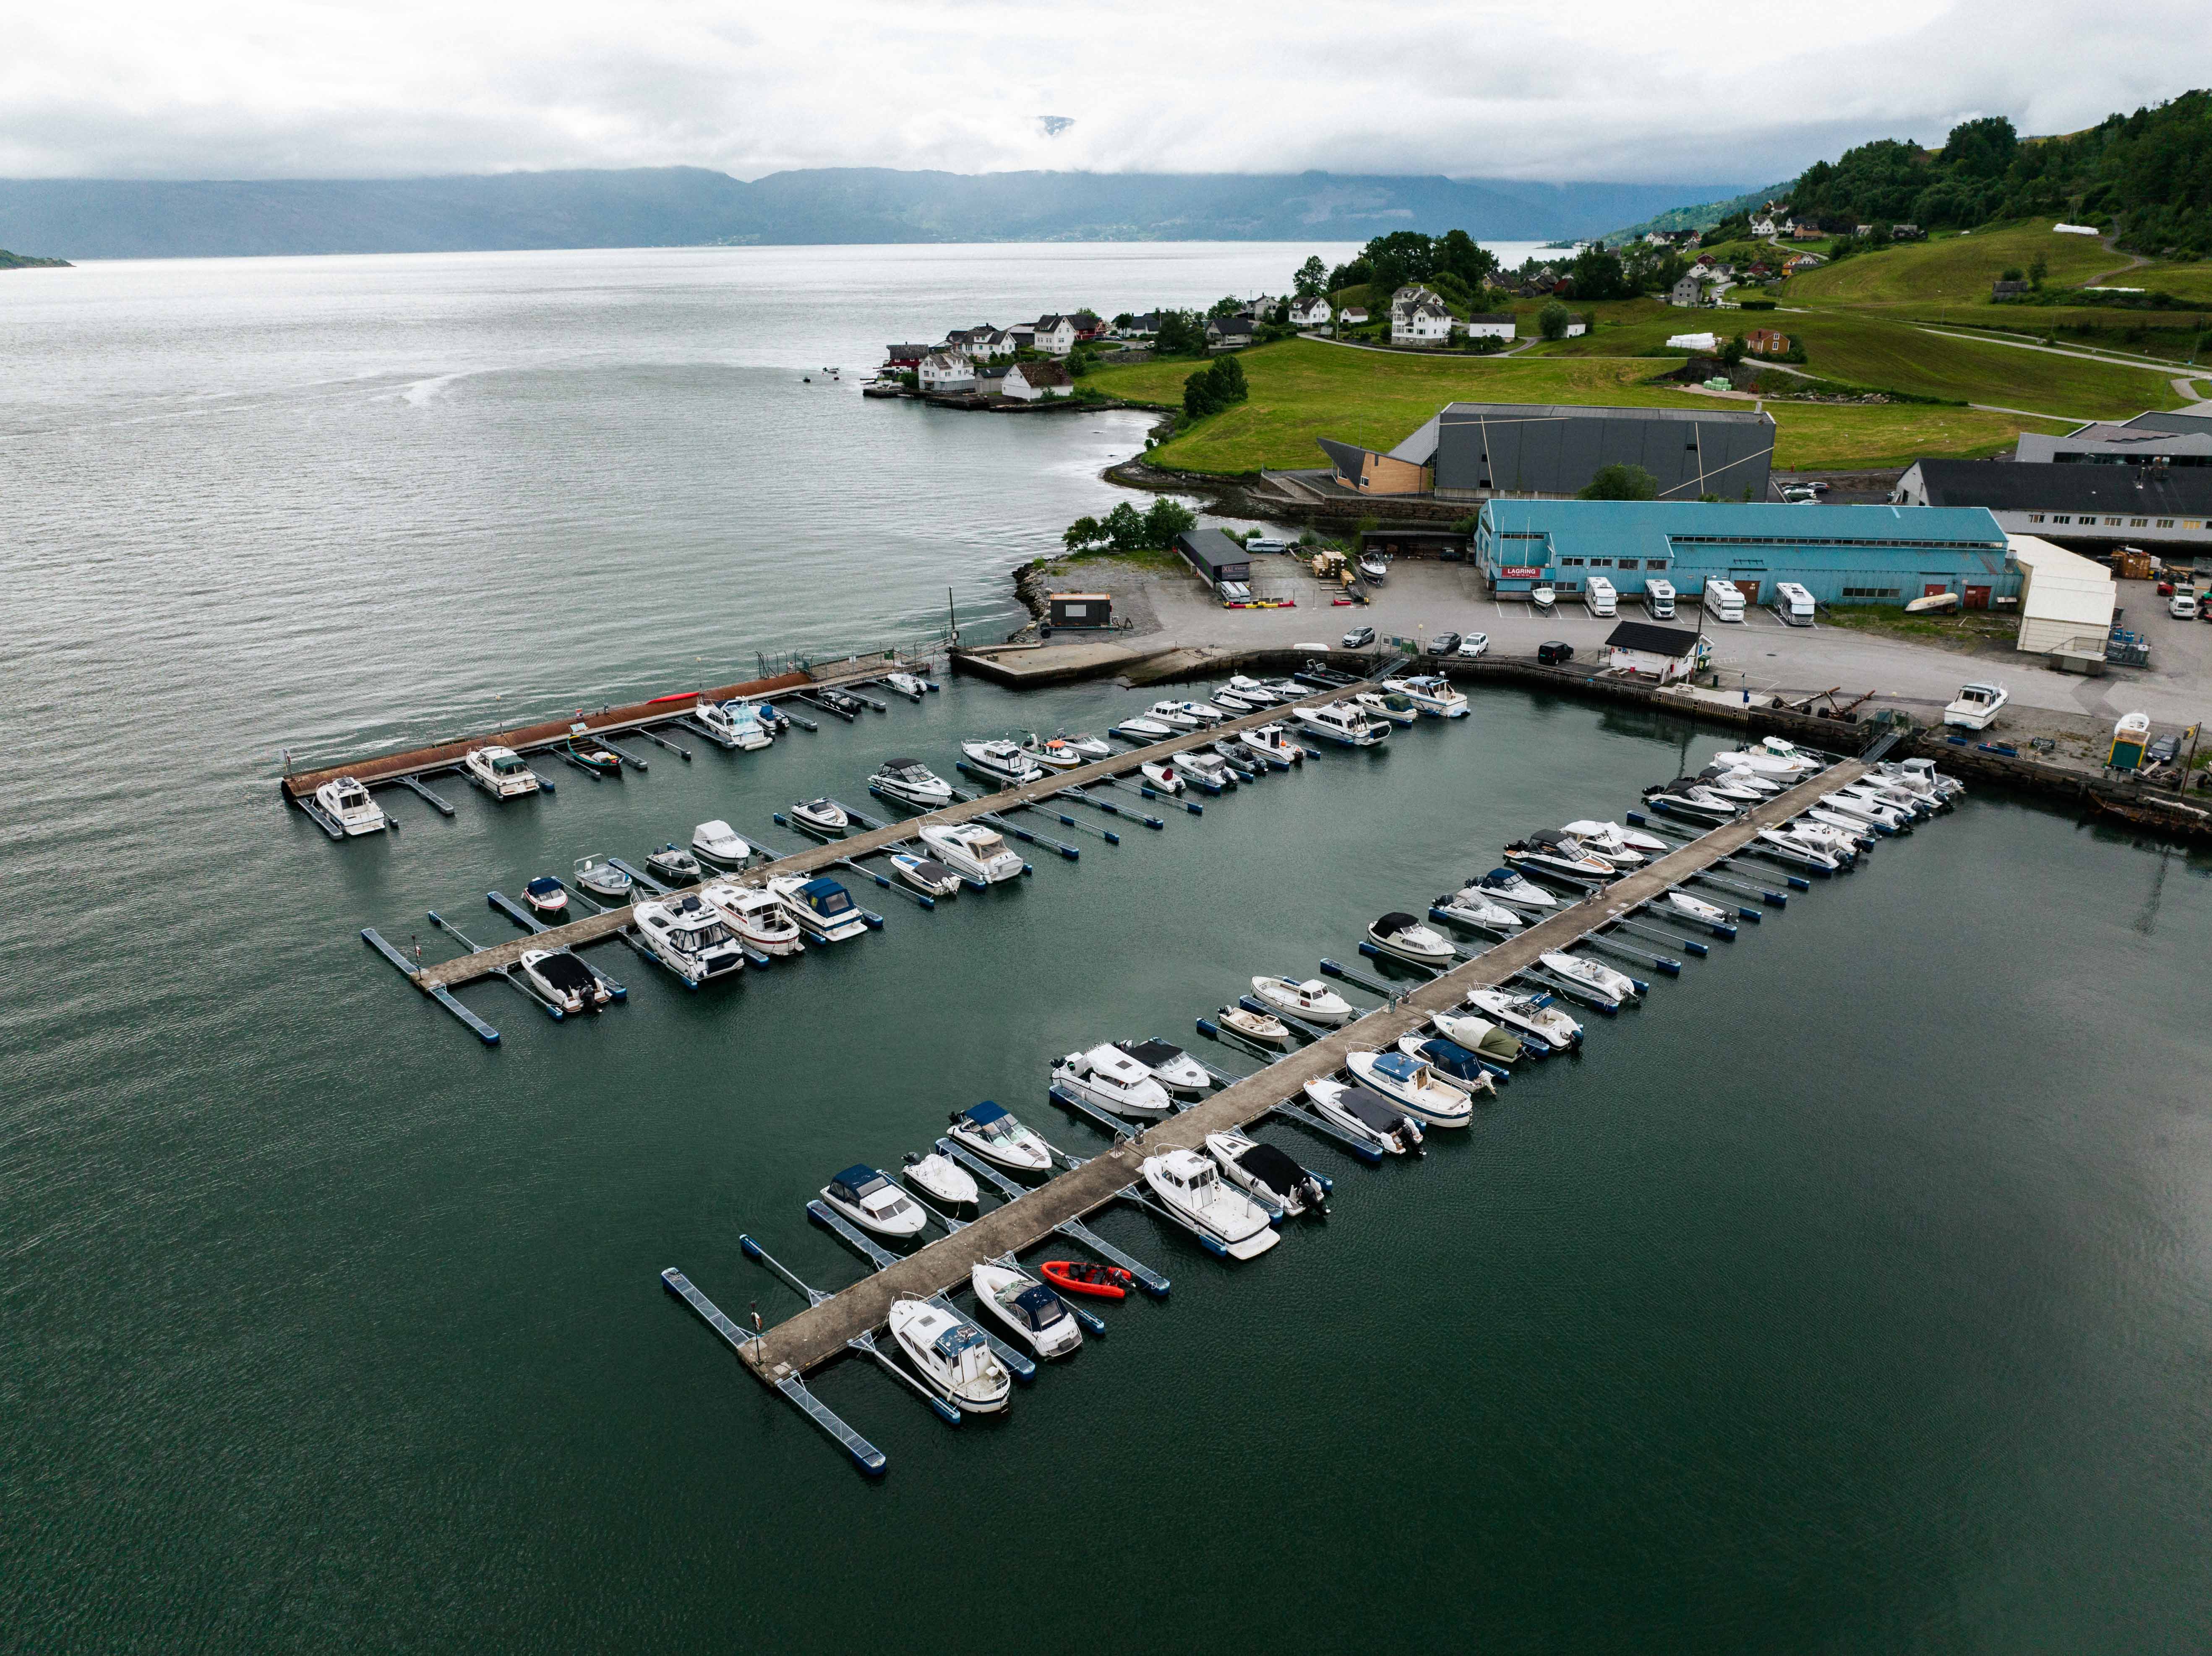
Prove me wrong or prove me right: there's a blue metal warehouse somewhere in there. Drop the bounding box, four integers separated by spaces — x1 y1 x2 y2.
1473 500 2018 609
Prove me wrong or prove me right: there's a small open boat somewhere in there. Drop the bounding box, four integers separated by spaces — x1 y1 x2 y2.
883 671 929 699
645 844 702 885
522 875 569 917
889 851 962 897
1217 1004 1291 1045
563 735 623 776
1139 759 1183 794
790 798 849 834
1040 1260 1136 1300
901 1151 978 1208
573 854 632 900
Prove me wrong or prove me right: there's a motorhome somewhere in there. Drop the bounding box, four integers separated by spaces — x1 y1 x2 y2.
1771 581 1815 626
1643 578 1675 619
1582 575 1617 617
1703 578 1745 623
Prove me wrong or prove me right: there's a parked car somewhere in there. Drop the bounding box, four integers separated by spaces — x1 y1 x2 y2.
1457 632 1489 659
1246 537 1288 554
1537 641 1574 665
2146 734 2181 766
2170 593 2199 620
2157 578 2176 596
1430 631 1461 657
1341 625 1376 649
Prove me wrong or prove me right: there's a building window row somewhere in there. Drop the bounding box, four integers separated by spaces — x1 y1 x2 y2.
1667 535 2004 551
1842 586 1901 599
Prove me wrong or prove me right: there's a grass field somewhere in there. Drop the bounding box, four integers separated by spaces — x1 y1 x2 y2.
2116 263 2212 305
1086 339 2069 474
1782 221 2130 305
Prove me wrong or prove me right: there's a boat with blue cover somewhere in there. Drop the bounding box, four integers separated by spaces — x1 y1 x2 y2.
890 1298 1011 1413
766 874 869 942
820 1165 927 1239
1346 1049 1474 1127
947 1101 1054 1174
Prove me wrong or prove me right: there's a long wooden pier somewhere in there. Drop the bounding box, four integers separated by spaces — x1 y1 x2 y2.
737 757 1865 1382
404 678 1388 993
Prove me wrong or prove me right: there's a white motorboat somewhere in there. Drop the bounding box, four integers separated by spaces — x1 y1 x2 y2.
701 881 805 955
1346 1049 1473 1127
918 822 1024 884
1664 889 1735 926
822 1164 929 1239
889 1297 1011 1413
1366 911 1456 969
1565 820 1669 856
1017 732 1087 771
1870 761 1946 807
1539 950 1641 1003
971 1263 1082 1359
1475 867 1557 911
1354 689 1420 725
1176 750 1237 791
312 776 388 835
464 745 539 799
1052 1044 1173 1118
1463 985 1583 1051
1358 554 1388 583
1887 755 1964 800
1169 699 1229 725
1783 819 1862 862
1711 746 1816 779
1251 976 1355 1025
517 948 609 1013
1397 1033 1499 1094
947 1101 1054 1174
901 1151 978 1209
645 844 702 885
766 873 871 941
1711 763 1784 794
1113 1037 1212 1097
1223 674 1281 706
1503 830 1617 881
1141 1148 1279 1260
1530 585 1557 614
1819 790 1906 832
1690 768 1768 803
692 819 753 867
1143 701 1201 731
789 797 849 834
1754 827 1842 871
522 875 569 917
1058 731 1114 760
1802 808 1878 846
1304 1078 1422 1155
1292 701 1389 747
1843 777 1930 818
871 757 953 809
1429 1010 1528 1065
883 670 929 700
1943 681 2009 730
1642 779 1740 817
573 854 632 901
1212 686 1265 713
1433 886 1524 931
711 701 773 750
1138 758 1184 794
889 851 963 897
1395 674 1468 718
633 893 746 981
1114 715 1176 739
960 738 1043 784
1260 677 1304 701
1240 724 1304 765
1216 1004 1291 1046
690 701 743 746
1204 1130 1326 1217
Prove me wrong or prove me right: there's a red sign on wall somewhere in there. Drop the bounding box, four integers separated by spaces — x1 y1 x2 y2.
1499 565 1544 579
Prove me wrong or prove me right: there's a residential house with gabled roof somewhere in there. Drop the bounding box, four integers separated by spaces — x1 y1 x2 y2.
1004 359 1074 400
883 343 936 368
1339 305 1369 326
1205 315 1255 349
1068 311 1103 340
1391 285 1454 345
1031 315 1079 356
1117 312 1162 337
1463 312 1515 341
918 350 976 393
1289 295 1331 328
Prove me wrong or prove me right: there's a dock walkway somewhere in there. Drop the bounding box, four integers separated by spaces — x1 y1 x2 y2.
741 758 1864 1380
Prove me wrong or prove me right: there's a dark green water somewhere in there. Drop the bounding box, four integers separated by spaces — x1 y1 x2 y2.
6 251 2212 1652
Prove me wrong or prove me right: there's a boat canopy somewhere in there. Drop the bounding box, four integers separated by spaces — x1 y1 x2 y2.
536 955 594 993
882 757 924 771
1236 1141 1304 1193
1414 1036 1484 1078
1339 1089 1405 1132
1118 1039 1185 1068
1010 1286 1066 1330
963 1101 1011 1126
1373 911 1421 935
525 875 563 896
830 1165 883 1198
799 878 854 914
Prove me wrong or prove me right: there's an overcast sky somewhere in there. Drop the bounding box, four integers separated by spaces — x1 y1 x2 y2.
5 0 2208 184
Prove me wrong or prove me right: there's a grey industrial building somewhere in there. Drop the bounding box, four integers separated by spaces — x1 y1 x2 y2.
2015 409 2212 468
1318 402 1776 503
1893 458 2212 552
1174 528 1252 587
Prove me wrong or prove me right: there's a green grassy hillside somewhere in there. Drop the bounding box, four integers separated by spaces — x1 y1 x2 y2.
1783 221 2124 305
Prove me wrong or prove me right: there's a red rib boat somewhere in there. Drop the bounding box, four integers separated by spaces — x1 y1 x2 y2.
1039 1260 1135 1301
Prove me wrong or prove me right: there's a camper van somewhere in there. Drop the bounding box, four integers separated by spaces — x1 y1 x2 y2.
1771 581 1815 627
1582 575 1617 617
1703 578 1745 623
1643 578 1675 620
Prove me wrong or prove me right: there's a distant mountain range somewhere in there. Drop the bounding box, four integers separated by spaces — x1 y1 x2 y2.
0 168 1748 260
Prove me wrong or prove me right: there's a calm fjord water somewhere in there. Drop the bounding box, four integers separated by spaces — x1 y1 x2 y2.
3 248 2210 1653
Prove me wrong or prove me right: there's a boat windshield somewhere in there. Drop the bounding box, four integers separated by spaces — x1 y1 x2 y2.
967 833 1006 857
1013 1286 1064 1329
677 919 730 948
851 1174 890 1198
811 888 854 917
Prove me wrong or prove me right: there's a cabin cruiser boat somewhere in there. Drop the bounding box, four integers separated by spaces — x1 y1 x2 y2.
813 688 866 720
1782 820 1862 862
1143 701 1201 731
900 1151 978 1209
1141 1149 1279 1260
1169 699 1229 725
789 797 848 834
1503 830 1617 882
947 1101 1055 1174
1884 756 1964 801
633 893 746 981
1395 674 1468 718
1396 1034 1498 1092
1694 767 1771 802
1529 585 1557 614
702 882 805 955
822 1164 928 1239
312 776 388 835
1803 808 1878 847
1463 985 1583 1051
1869 761 1947 808
960 738 1043 784
1304 1078 1422 1155
766 873 870 941
1259 677 1304 702
1475 867 1557 911
1943 681 2009 731
1842 777 1930 818
691 820 753 867
690 701 745 747
1114 715 1176 740
1557 821 1651 866
573 854 632 901
889 1298 1011 1414
1052 1044 1173 1118
1113 1037 1211 1097
1175 750 1236 792
1138 758 1184 794
1251 976 1355 1025
1057 731 1113 760
1818 791 1906 833
1539 950 1641 1003
1346 1049 1474 1127
1240 724 1304 765
918 823 1024 884
1204 1130 1326 1217
1357 554 1388 583
889 851 963 897
883 671 929 700
1641 779 1740 817
971 1263 1082 1359
871 758 954 809
1664 889 1735 927
517 949 609 1013
1433 885 1524 931
1753 827 1843 871
1216 1004 1291 1046
464 745 539 799
1016 732 1087 771
1367 911 1456 968
1354 689 1420 725
1212 686 1266 713
1711 745 1816 779
1223 674 1281 706
1430 1011 1527 1065
645 844 702 885
522 875 569 917
1292 701 1389 747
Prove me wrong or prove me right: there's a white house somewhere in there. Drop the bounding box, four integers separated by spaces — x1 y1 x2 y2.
1564 320 1587 338
1750 216 1776 237
1031 315 1079 356
1392 286 1455 344
945 325 1013 361
1290 295 1332 328
1603 620 1708 684
1003 360 1073 400
1461 312 1515 342
1340 306 1369 326
918 350 975 393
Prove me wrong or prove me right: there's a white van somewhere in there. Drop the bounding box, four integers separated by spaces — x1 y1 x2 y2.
1582 575 1617 617
1772 581 1816 627
1703 578 1745 623
1643 578 1675 619
1245 536 1288 554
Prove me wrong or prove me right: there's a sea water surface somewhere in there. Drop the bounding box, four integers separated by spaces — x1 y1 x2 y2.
3 247 2211 1653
